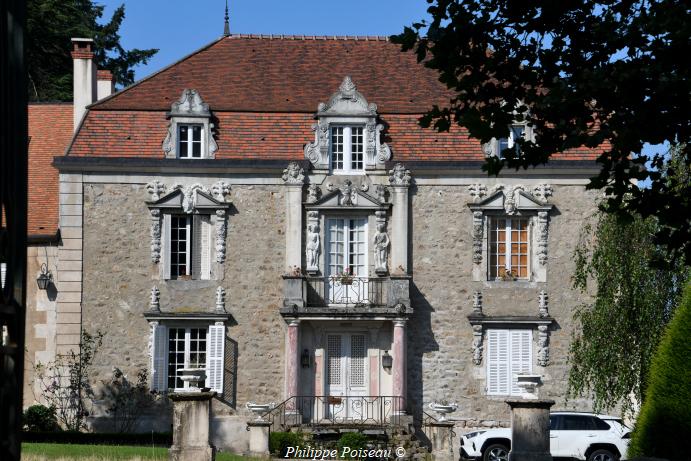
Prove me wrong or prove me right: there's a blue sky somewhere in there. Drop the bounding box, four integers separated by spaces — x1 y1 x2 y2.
98 0 431 82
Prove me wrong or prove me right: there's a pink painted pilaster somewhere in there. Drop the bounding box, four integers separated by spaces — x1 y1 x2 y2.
285 319 300 400
369 355 379 396
392 319 407 413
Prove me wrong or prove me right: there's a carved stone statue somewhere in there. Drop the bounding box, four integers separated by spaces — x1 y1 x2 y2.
373 222 390 274
340 179 355 206
281 161 305 184
306 223 320 271
388 163 411 186
307 184 320 203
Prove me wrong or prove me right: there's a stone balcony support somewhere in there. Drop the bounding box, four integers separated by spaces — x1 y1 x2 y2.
392 319 407 413
285 319 300 400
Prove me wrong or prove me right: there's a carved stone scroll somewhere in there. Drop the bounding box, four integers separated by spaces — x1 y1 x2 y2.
215 209 227 263
150 209 161 263
537 211 550 265
472 325 484 365
537 325 550 366
472 211 484 265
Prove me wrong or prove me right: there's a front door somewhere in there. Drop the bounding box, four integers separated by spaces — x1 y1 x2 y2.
326 218 368 304
326 333 368 420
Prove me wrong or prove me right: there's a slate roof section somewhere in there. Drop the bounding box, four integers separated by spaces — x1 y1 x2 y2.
28 103 72 237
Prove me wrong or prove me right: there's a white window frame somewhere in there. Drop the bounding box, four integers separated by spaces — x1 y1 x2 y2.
151 322 225 393
330 125 366 174
162 213 212 281
488 216 531 280
167 326 208 391
177 123 204 159
486 329 533 396
326 217 368 278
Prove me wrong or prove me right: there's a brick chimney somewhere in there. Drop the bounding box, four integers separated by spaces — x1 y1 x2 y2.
71 38 96 131
97 70 114 100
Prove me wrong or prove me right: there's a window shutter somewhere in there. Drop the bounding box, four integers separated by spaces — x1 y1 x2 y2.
206 323 225 393
162 214 171 280
327 335 342 386
510 330 533 394
191 215 202 279
151 324 168 391
200 215 211 280
487 329 510 395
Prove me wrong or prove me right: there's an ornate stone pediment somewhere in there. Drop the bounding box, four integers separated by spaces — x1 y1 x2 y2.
304 76 392 170
147 185 227 213
305 184 388 211
468 185 552 214
162 89 218 158
169 89 210 118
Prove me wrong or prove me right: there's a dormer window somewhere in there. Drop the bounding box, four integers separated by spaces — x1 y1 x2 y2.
162 89 218 159
497 124 526 157
304 76 391 171
178 124 203 158
331 125 365 173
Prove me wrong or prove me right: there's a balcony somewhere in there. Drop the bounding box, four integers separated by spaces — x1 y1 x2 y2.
281 275 411 317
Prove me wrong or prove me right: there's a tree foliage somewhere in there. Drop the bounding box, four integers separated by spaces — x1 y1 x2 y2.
34 330 104 431
568 213 688 418
393 0 691 264
27 0 157 101
628 282 691 460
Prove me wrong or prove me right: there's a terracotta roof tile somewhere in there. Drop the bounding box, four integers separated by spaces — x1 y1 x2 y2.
92 35 452 113
28 103 72 236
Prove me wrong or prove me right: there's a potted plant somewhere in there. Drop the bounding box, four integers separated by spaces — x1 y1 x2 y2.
339 267 354 285
499 267 517 281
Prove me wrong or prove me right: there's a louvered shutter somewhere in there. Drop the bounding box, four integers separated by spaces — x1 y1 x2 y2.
162 214 171 280
487 329 510 395
151 323 168 391
349 334 366 387
327 335 343 387
200 215 211 280
510 330 533 394
191 215 202 279
206 323 225 393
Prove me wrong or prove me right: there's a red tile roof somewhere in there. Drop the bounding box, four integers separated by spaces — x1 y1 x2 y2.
28 103 72 236
68 35 604 162
92 35 452 113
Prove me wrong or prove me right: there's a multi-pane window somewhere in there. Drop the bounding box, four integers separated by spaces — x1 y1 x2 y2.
170 215 191 278
497 124 526 157
487 329 532 395
327 218 367 277
164 214 212 280
489 217 530 279
167 327 207 390
178 124 203 158
330 125 365 172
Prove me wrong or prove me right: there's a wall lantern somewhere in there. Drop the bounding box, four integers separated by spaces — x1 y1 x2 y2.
301 349 310 368
382 350 393 370
36 263 52 290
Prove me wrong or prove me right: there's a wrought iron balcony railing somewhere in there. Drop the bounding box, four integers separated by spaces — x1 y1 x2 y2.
258 395 405 429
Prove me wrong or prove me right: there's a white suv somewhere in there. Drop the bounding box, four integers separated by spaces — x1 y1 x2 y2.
460 411 631 461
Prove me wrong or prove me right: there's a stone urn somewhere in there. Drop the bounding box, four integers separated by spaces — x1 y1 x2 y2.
428 401 458 421
516 374 543 399
246 401 276 421
178 368 206 392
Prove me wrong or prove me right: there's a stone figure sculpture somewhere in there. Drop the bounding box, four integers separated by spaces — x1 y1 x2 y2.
306 223 320 271
373 222 390 274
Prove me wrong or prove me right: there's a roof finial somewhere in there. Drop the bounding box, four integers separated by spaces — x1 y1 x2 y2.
223 0 230 36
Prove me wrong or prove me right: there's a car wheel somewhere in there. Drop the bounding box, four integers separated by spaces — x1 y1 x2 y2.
483 443 509 461
587 449 617 461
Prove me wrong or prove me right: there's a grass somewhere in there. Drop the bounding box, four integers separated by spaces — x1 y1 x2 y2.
22 443 252 461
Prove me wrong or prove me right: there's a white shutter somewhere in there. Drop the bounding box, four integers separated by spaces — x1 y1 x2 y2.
510 330 533 395
487 329 510 395
162 214 171 280
206 323 225 393
200 215 211 280
151 324 168 391
327 335 342 386
349 335 366 387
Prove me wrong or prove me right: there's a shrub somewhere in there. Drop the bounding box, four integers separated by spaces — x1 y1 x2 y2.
23 405 60 432
628 282 691 460
337 432 369 459
269 431 303 457
99 367 161 433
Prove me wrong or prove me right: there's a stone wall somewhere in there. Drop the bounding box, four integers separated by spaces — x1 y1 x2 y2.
80 181 287 434
407 183 599 426
23 244 59 407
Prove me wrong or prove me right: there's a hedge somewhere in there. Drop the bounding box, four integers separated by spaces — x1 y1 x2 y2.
21 431 172 446
269 431 303 457
628 282 691 460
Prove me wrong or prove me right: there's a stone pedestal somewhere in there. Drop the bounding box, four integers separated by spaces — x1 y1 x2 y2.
247 420 271 458
505 398 554 461
428 421 455 461
169 391 216 461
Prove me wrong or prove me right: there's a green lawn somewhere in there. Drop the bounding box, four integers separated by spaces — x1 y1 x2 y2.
22 443 251 461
